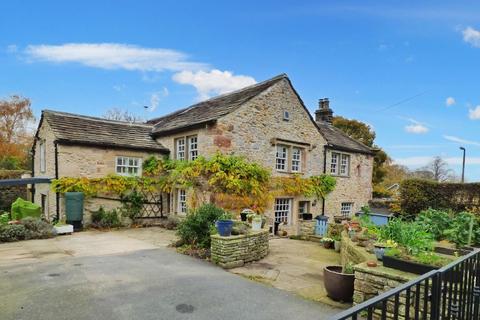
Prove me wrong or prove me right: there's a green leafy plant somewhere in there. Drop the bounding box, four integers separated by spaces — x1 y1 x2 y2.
120 190 145 220
176 204 227 249
444 212 476 247
416 208 452 240
379 218 434 255
343 263 354 274
0 212 9 225
218 212 233 221
90 207 122 229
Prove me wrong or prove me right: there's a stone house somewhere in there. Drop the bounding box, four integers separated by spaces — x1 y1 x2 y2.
32 74 374 234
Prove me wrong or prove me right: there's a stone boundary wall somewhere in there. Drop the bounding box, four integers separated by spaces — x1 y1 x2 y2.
340 231 374 268
298 219 316 236
211 229 269 269
354 262 419 319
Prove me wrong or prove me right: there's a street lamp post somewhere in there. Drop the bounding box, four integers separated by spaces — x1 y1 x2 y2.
460 147 466 183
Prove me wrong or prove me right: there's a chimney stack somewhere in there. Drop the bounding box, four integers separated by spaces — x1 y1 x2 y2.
315 97 333 123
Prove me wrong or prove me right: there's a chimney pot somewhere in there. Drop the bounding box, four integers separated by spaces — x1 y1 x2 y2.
315 97 334 123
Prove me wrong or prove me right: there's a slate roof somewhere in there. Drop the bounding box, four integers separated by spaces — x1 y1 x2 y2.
42 110 168 152
316 121 374 155
148 74 287 135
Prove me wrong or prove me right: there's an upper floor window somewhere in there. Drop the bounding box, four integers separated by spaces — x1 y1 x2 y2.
39 141 46 173
175 135 198 161
275 145 288 171
330 152 350 176
188 136 198 160
291 147 302 172
116 156 142 176
176 138 186 160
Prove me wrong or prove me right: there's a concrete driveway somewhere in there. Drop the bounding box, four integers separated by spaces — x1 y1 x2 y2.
0 228 340 320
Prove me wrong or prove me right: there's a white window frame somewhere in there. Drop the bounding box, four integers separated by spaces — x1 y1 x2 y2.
39 140 46 173
340 154 350 176
275 145 288 171
340 202 354 218
116 156 142 176
330 152 339 175
274 198 292 224
188 136 198 161
176 137 186 160
177 189 187 214
291 147 302 172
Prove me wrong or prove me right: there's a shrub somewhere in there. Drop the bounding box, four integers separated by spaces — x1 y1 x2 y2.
176 203 227 249
120 190 145 220
90 207 122 228
0 224 26 242
399 179 480 215
20 217 55 239
444 212 477 247
0 212 9 225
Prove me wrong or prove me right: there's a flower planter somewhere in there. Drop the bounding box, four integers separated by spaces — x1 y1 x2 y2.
240 212 248 222
216 220 234 237
300 213 313 220
373 247 385 261
54 224 73 235
324 266 355 302
382 255 438 275
252 219 262 231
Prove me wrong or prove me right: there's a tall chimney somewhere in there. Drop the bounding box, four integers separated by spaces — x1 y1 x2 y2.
315 97 333 123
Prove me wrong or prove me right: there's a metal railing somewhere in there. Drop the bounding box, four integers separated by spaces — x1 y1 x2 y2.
330 248 480 320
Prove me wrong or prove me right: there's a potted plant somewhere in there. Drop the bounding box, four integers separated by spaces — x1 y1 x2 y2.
54 219 74 235
333 235 342 252
324 263 355 302
321 237 334 249
373 240 397 261
383 247 452 275
215 212 234 237
252 215 262 231
240 209 254 222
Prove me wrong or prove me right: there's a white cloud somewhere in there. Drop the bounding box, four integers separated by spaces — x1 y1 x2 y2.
444 135 480 146
172 69 257 100
6 44 17 53
445 96 456 106
468 105 480 120
113 84 125 92
463 27 480 48
148 87 169 111
405 124 428 134
24 43 207 72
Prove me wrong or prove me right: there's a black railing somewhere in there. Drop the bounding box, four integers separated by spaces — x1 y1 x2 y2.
331 248 480 320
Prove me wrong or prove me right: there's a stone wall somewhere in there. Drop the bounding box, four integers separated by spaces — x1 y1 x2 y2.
340 231 375 268
298 219 316 236
353 262 418 319
0 170 29 211
211 229 269 269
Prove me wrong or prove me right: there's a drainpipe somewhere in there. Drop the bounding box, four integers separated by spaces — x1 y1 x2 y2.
31 146 36 202
322 145 327 216
54 141 60 221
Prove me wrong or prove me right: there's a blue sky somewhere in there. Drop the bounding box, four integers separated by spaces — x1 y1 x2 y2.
1 1 480 180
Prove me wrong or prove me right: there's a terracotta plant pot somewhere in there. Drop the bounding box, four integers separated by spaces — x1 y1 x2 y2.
323 266 355 302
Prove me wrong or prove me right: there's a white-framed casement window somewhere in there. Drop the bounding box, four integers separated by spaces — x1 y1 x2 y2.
340 154 350 176
275 145 288 171
340 202 354 218
176 137 186 160
274 198 292 224
188 136 198 160
116 156 142 176
291 147 302 172
330 152 350 176
177 189 187 214
39 140 46 173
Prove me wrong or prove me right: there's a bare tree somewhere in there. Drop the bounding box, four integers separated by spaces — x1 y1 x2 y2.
419 156 452 182
102 108 143 123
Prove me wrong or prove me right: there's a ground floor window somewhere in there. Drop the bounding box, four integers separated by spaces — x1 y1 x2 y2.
177 189 187 214
298 201 310 218
274 198 292 224
340 202 354 218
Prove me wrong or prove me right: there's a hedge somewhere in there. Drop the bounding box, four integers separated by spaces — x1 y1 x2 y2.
399 179 480 215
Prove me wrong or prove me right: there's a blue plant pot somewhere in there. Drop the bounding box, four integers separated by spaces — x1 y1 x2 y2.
216 220 234 237
374 247 385 261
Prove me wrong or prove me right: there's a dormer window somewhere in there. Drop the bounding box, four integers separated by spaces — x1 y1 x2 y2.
283 111 290 121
